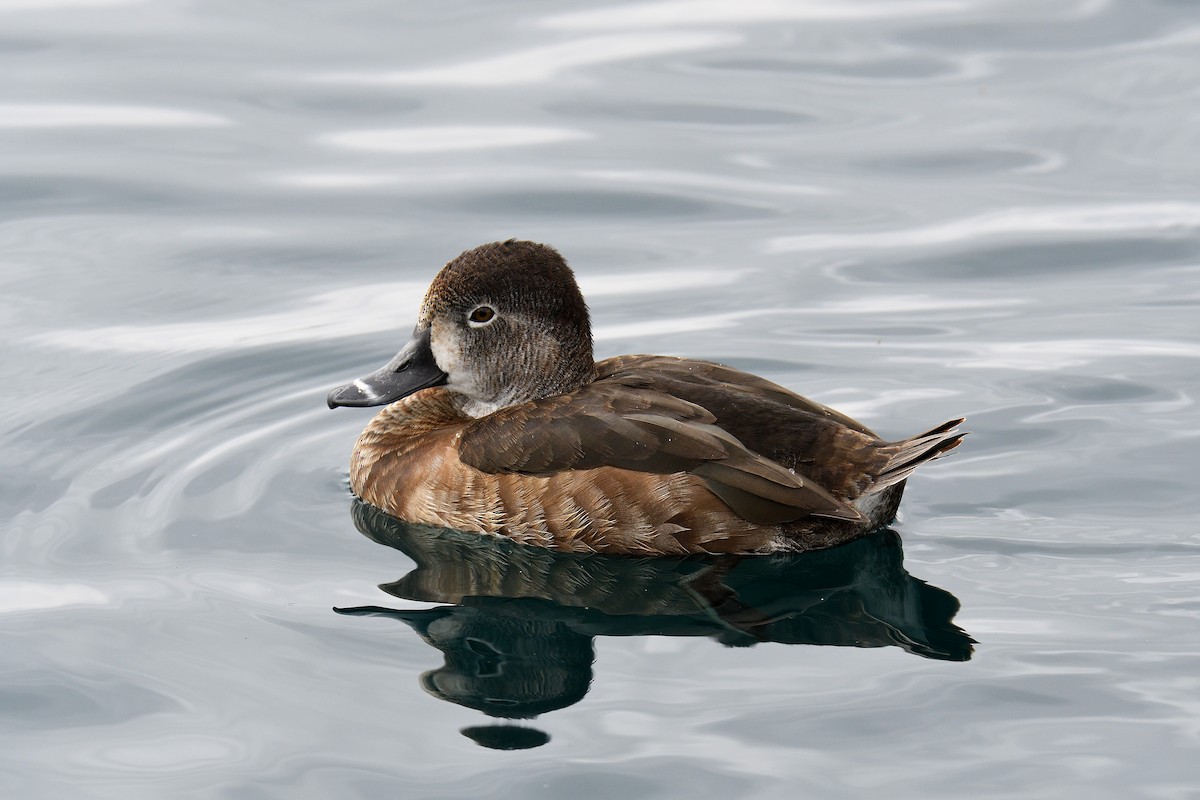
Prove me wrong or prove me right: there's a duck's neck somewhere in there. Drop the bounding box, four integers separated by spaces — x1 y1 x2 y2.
453 358 597 419
455 396 509 419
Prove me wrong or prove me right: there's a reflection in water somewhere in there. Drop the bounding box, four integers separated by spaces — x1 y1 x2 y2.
337 502 973 749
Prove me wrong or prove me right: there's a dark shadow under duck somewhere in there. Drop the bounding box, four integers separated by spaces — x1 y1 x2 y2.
327 240 966 556
336 502 974 747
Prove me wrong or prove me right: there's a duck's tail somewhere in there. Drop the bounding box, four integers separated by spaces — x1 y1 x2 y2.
871 418 967 492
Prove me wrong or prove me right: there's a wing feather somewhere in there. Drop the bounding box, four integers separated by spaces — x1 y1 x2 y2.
458 378 862 524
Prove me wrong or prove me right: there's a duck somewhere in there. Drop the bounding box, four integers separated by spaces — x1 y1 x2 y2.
327 239 965 556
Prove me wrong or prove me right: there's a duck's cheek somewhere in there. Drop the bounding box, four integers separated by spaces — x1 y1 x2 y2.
430 320 485 398
429 319 463 375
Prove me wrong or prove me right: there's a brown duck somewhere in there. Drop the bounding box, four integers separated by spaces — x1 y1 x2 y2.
327 240 965 556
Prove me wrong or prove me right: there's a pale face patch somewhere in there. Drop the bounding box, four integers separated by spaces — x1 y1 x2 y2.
430 315 489 407
429 317 463 374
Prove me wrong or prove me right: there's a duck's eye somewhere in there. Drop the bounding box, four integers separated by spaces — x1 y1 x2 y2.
468 306 496 326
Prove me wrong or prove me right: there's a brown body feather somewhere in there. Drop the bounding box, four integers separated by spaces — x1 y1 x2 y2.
350 355 964 555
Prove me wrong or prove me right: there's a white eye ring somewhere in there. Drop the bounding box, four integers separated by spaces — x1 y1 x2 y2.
467 305 497 328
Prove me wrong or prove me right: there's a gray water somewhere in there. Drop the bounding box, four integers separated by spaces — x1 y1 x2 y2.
3 0 1199 797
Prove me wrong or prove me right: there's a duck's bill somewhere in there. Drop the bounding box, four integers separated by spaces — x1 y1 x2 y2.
326 326 448 409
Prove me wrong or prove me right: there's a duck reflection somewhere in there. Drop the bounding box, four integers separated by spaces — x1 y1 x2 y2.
336 501 973 749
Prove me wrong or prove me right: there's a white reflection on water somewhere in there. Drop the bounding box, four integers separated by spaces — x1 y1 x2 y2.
0 0 143 11
274 166 829 198
0 582 108 612
274 173 410 189
541 0 968 30
318 126 589 153
272 165 571 190
595 311 754 341
579 169 832 198
30 282 422 353
809 295 1023 315
767 203 1200 253
796 335 1200 371
84 736 244 771
0 104 230 129
315 32 739 86
29 270 749 353
819 386 962 422
584 269 746 296
930 339 1200 371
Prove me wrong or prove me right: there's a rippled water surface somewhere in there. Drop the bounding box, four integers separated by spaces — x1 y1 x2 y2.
4 1 1199 797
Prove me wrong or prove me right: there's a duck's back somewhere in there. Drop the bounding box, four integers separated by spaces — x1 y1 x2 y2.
592 356 965 532
593 355 891 502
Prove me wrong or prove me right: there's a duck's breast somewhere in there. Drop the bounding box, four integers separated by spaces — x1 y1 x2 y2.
351 389 788 554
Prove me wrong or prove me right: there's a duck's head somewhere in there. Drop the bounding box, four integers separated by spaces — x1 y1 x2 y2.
327 240 594 417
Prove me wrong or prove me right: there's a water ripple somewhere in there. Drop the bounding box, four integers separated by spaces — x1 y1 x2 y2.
0 104 229 128
0 0 144 10
0 582 109 613
766 203 1200 253
542 0 969 30
29 268 760 354
318 126 590 154
315 32 740 86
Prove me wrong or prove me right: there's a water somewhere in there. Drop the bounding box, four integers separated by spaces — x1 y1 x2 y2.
3 0 1199 797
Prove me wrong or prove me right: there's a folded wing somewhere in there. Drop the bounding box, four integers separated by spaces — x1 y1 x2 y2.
458 382 863 525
